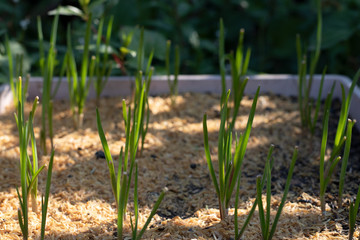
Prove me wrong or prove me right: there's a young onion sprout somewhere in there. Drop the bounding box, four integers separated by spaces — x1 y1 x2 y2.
203 87 260 220
218 19 251 130
234 144 275 240
228 28 251 130
165 40 180 106
37 13 59 154
134 28 154 156
97 83 165 239
65 14 94 129
94 16 114 106
5 36 29 109
296 0 324 134
319 68 360 213
14 77 55 240
256 146 298 240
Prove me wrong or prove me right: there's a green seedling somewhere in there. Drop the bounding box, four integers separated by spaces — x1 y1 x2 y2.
228 28 251 130
319 87 336 213
296 0 323 134
338 119 356 207
5 34 15 98
130 162 167 240
15 77 39 239
135 28 148 99
134 28 154 156
96 84 165 240
15 54 27 82
165 40 180 106
349 182 360 240
14 77 55 240
256 146 298 240
40 149 55 240
94 16 114 106
5 36 29 108
203 87 260 220
333 69 360 150
319 68 360 213
65 14 95 129
234 145 274 240
218 19 251 129
37 13 59 154
118 30 135 74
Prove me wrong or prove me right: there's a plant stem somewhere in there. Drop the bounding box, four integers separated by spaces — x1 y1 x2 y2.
338 119 355 207
219 18 226 105
320 193 325 214
41 148 55 239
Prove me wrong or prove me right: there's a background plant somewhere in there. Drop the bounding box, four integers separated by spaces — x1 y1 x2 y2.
203 87 260 220
133 28 154 156
165 40 180 105
296 0 325 134
2 1 360 80
219 18 226 105
256 146 298 240
219 19 251 127
93 15 114 106
5 35 29 108
37 13 59 154
64 14 95 129
99 0 360 77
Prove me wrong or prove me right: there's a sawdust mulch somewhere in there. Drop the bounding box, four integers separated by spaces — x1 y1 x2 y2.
0 92 359 239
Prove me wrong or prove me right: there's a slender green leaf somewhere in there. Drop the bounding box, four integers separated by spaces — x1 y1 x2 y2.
338 119 355 206
256 176 267 239
268 147 298 239
96 109 117 200
136 188 167 240
41 148 55 240
227 86 260 204
219 18 226 105
202 114 220 197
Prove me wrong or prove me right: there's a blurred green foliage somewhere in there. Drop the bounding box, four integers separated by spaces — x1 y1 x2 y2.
1 0 360 81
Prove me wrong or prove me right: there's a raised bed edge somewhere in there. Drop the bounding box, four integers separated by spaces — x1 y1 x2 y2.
0 74 359 130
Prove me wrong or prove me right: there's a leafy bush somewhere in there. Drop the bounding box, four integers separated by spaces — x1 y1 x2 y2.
1 0 360 79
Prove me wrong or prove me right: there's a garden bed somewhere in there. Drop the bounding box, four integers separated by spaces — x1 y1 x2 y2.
1 78 360 239
2 74 360 132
